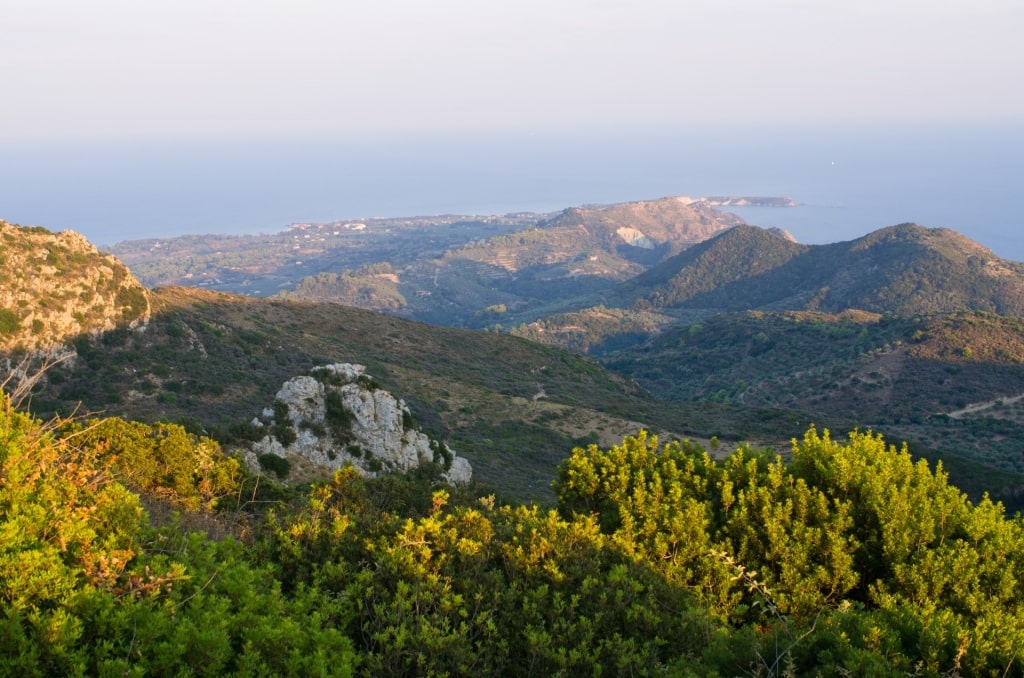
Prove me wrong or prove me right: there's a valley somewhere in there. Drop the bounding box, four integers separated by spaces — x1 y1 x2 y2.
9 197 1024 509
5 204 1024 674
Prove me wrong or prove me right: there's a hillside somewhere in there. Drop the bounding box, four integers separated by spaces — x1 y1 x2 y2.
616 223 1024 315
29 285 772 501
108 197 746 328
9 217 1024 507
513 223 1024 357
275 196 747 326
109 212 546 296
603 310 1024 484
0 220 149 352
20 289 1023 508
110 204 1024 337
531 196 747 261
612 224 811 309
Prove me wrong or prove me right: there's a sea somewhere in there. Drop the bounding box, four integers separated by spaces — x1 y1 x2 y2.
2 122 1022 260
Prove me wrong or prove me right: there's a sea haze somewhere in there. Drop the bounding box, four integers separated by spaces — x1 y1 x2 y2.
2 122 1022 260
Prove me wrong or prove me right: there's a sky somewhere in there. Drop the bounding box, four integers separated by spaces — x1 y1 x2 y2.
2 1 1023 258
4 0 1023 141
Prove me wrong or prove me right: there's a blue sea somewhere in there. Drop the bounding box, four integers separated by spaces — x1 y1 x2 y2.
2 122 1022 260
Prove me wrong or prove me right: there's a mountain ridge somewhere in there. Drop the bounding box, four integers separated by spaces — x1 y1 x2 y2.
611 222 1024 316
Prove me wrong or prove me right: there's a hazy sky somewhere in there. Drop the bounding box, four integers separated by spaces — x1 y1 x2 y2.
4 0 1022 141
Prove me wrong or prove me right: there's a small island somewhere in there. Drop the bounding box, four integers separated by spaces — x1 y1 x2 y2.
702 196 799 207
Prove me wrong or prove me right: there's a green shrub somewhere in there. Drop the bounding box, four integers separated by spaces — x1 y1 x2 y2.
271 421 297 447
115 286 148 319
272 399 291 421
258 453 292 479
430 439 453 469
0 308 20 335
325 391 355 442
225 420 266 443
357 374 381 391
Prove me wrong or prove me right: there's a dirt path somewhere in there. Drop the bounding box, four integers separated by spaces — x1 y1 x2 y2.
946 393 1024 419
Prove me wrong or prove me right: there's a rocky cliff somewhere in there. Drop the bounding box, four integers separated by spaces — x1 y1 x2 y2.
246 363 472 485
0 220 150 353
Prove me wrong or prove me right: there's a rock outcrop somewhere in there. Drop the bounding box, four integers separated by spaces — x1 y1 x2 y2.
247 363 471 485
0 220 150 352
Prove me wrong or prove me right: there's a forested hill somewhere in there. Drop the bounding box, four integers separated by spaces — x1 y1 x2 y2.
602 309 1024 490
616 223 1024 315
513 222 1024 358
611 224 810 309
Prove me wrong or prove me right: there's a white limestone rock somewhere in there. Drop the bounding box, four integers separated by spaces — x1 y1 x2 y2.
248 363 471 485
445 457 473 486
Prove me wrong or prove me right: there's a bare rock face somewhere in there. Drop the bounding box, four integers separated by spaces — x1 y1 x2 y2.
248 363 471 485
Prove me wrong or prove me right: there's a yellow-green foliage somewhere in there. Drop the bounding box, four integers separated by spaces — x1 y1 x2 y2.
0 394 356 676
64 418 241 512
0 395 155 673
0 397 143 600
555 429 1024 675
4 383 1024 675
263 468 701 676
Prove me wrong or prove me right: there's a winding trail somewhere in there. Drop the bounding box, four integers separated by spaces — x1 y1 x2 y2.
946 393 1024 419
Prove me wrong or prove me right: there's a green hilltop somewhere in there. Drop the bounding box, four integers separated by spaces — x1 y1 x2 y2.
614 223 1024 316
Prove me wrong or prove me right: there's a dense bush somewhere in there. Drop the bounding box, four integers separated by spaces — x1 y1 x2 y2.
63 417 241 513
0 308 21 335
555 429 1024 674
325 390 355 442
258 452 291 479
0 395 355 676
4 387 1024 675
